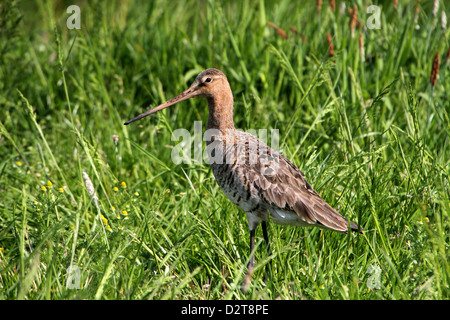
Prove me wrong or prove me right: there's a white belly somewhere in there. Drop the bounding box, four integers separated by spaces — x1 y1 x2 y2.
244 208 310 230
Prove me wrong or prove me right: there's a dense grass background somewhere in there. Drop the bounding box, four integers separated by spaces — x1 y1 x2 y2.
0 0 449 300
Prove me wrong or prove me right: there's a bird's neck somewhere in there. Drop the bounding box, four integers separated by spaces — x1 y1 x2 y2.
206 90 235 131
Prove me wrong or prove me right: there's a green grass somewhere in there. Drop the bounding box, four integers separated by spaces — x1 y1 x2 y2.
0 0 449 300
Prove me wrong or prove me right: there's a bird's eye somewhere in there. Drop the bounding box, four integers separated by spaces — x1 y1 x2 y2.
205 77 212 83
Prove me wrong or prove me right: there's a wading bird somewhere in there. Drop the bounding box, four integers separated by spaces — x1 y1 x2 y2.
125 68 362 291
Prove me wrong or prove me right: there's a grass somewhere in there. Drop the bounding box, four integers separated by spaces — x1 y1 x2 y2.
0 0 449 300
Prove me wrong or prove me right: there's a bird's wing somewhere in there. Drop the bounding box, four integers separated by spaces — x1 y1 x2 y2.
244 143 357 233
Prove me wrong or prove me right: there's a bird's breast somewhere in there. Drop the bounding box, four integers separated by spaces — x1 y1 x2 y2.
205 131 275 213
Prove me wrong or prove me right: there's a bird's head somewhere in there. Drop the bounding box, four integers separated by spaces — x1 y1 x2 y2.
124 68 229 125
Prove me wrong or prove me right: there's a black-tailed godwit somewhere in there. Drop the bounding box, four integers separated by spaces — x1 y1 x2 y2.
125 68 362 291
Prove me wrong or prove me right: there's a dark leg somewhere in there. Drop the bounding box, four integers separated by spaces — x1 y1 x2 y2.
261 221 271 283
242 227 256 292
261 221 270 254
248 228 256 270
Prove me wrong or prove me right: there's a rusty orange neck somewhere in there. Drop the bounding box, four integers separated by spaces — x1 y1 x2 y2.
206 90 235 131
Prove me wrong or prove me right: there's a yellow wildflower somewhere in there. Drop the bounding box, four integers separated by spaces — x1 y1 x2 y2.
120 181 127 188
106 225 113 232
46 180 53 188
122 210 128 216
16 161 22 166
58 187 64 192
113 187 119 192
100 214 108 225
41 186 47 191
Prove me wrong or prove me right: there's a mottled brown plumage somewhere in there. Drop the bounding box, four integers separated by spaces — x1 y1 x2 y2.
125 68 362 291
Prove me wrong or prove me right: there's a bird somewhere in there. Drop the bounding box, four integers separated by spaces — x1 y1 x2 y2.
124 68 362 291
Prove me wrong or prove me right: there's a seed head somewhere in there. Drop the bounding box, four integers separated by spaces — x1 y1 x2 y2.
350 5 358 38
430 51 440 87
359 32 365 61
330 0 335 11
316 0 322 13
441 11 447 30
327 33 334 57
82 171 99 208
432 0 439 17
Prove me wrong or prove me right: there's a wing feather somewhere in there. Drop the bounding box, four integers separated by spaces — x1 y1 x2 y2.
244 140 358 232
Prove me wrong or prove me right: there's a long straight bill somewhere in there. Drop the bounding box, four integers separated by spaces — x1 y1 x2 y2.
124 87 197 125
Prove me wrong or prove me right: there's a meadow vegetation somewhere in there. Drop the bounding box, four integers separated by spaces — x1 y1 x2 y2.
0 0 449 299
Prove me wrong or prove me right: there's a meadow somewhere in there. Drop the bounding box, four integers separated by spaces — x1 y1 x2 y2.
0 0 449 300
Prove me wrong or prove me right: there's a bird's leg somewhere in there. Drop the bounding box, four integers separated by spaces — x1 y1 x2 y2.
247 228 256 271
242 227 256 292
261 221 271 283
